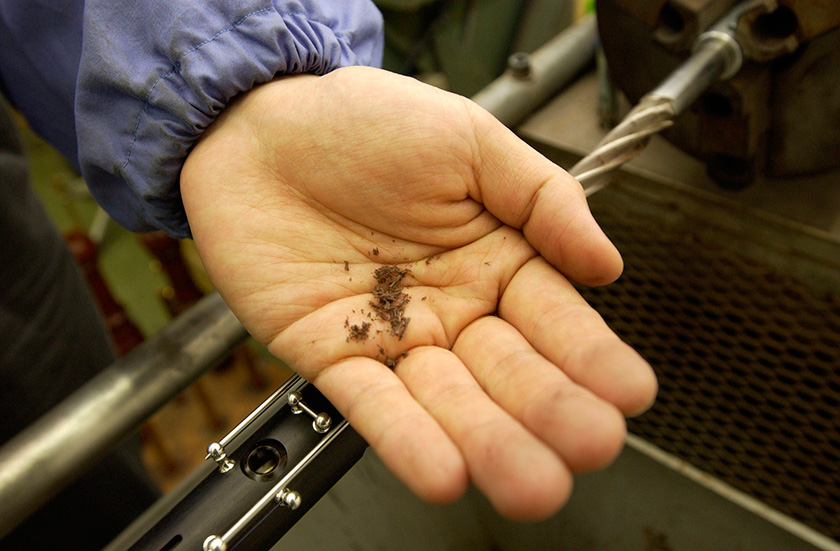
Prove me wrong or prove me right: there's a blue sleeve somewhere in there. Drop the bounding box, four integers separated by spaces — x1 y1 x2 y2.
79 0 383 237
1 0 383 238
0 0 83 165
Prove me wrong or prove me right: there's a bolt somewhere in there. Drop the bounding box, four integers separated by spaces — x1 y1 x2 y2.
507 52 532 78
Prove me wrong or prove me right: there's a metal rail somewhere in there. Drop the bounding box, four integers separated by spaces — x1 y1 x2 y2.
0 292 248 536
472 13 598 127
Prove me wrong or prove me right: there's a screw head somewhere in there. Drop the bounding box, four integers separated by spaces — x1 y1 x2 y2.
314 413 332 433
276 488 302 510
207 442 223 458
284 491 302 510
204 536 227 551
507 52 532 78
287 392 301 407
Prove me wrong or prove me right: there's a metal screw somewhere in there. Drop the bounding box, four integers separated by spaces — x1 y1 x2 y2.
276 488 302 510
507 52 532 78
203 535 227 551
206 442 234 473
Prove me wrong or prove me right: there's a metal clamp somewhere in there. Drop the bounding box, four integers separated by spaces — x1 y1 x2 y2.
287 392 332 433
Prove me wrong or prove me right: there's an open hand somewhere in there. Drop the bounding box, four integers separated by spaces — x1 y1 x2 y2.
181 67 656 520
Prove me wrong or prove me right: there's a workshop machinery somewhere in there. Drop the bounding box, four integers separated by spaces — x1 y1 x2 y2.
1 2 838 550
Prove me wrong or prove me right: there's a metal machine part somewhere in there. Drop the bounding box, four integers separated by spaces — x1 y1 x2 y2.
377 0 575 97
596 0 840 188
0 292 248 538
471 14 598 128
581 186 840 545
113 375 367 551
570 1 751 195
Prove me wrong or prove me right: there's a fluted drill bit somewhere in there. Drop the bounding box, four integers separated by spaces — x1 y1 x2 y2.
571 1 750 196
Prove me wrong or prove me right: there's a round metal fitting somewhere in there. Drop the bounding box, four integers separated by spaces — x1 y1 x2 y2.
507 52 532 78
287 391 302 408
206 442 234 473
694 30 744 80
206 442 223 457
313 413 332 433
203 535 227 551
276 488 302 510
241 440 287 482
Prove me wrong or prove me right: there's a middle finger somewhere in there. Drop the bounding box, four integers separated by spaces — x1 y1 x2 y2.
394 346 572 520
453 315 627 473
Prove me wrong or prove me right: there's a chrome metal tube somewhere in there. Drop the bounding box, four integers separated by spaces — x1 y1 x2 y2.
573 1 749 195
649 34 742 115
648 0 747 114
472 14 597 126
0 292 248 537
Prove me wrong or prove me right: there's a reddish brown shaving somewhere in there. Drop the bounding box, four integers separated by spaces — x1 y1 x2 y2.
370 266 411 340
345 318 372 342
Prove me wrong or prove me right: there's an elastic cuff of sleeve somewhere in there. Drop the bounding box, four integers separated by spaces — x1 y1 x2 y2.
77 6 383 238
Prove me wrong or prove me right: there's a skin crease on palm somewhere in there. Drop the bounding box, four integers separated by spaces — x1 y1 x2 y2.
180 66 658 521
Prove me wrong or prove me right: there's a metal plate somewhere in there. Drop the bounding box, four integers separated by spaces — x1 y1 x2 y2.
578 188 840 541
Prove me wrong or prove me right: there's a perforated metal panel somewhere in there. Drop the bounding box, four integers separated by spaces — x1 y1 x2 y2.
578 196 840 542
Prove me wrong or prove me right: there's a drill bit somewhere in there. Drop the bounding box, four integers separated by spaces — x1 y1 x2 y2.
571 1 750 196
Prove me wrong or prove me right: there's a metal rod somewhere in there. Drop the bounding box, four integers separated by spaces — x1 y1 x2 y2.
472 14 598 127
0 292 249 537
648 27 743 114
571 1 749 195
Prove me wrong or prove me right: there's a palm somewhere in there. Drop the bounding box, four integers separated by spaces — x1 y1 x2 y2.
182 67 656 520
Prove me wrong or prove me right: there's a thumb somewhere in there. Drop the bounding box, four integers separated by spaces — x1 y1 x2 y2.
467 103 623 285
